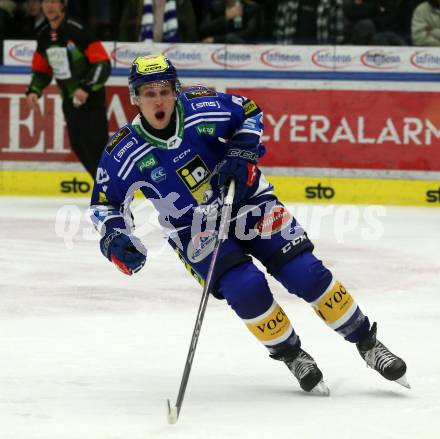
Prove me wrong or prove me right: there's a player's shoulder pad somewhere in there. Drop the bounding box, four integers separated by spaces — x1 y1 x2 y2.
180 86 234 116
228 94 262 119
181 86 219 101
104 124 141 159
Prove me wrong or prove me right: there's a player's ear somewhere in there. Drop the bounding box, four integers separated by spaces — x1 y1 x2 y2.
129 86 139 106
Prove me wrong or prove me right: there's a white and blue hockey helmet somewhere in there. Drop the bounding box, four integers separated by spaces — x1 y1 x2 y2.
128 54 181 105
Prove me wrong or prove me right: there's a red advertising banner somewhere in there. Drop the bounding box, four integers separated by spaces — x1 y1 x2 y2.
1 82 439 171
229 88 440 171
0 83 136 162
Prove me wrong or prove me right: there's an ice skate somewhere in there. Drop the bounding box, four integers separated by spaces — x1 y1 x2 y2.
357 322 410 389
272 348 330 396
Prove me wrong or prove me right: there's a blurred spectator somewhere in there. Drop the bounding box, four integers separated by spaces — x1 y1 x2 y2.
112 0 196 43
395 0 424 43
66 0 88 21
199 0 262 44
112 0 143 41
89 0 113 40
411 0 440 45
253 0 279 42
13 0 46 39
139 0 180 42
273 0 345 45
345 0 405 45
176 0 198 42
192 0 204 23
0 0 16 63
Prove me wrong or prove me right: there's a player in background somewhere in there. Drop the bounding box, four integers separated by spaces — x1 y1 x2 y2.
89 54 409 395
26 0 111 177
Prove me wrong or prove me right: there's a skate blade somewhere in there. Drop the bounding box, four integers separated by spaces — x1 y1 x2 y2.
395 374 411 389
310 380 330 396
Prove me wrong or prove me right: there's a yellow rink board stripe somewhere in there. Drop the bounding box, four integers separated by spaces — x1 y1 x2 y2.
271 176 440 207
0 170 439 206
0 171 95 197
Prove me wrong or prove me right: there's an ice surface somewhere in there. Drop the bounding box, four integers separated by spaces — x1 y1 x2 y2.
1 197 439 439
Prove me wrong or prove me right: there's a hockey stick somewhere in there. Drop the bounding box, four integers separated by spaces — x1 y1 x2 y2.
166 179 236 424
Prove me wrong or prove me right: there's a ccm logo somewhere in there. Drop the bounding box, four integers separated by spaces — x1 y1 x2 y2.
173 149 191 163
281 234 308 254
305 183 335 200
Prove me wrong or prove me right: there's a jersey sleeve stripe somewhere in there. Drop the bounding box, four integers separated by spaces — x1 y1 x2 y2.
117 143 152 177
184 117 231 129
184 111 231 123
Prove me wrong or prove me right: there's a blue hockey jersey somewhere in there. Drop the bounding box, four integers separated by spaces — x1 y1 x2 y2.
90 86 273 237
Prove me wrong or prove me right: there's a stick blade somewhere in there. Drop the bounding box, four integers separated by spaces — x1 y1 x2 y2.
166 399 179 424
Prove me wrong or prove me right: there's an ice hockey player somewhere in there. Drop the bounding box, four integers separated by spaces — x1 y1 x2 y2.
90 54 409 395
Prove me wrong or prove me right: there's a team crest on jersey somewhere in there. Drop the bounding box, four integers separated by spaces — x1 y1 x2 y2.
106 127 130 155
184 89 218 100
177 155 212 204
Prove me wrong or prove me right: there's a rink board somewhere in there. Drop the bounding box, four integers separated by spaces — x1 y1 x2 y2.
2 42 440 205
1 170 439 207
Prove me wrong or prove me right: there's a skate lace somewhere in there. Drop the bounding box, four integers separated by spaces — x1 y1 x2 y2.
291 352 316 380
365 341 396 371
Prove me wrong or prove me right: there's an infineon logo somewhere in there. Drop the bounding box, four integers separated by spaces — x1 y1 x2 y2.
361 50 401 69
163 46 203 67
8 43 35 64
112 45 152 66
260 49 301 69
311 49 352 70
410 51 440 71
211 47 252 68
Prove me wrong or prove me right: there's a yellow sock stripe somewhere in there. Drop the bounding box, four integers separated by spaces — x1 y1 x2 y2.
244 301 293 346
312 280 355 326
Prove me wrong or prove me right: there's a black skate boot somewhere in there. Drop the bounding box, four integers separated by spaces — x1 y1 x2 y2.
357 322 410 388
271 348 330 396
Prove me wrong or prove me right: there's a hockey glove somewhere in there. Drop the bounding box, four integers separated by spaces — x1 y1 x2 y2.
217 143 260 203
100 230 147 275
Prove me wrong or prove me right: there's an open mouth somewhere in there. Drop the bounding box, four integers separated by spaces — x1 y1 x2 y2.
155 111 165 120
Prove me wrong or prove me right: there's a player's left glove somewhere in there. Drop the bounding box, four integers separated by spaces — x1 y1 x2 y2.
217 141 261 203
100 230 147 276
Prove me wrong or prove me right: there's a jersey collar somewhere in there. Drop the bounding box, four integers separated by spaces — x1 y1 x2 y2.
132 100 184 150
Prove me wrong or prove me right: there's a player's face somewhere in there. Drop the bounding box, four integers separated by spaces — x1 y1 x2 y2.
42 0 64 21
137 82 176 130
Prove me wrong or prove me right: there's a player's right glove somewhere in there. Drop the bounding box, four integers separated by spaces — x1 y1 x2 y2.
216 141 261 204
100 230 147 275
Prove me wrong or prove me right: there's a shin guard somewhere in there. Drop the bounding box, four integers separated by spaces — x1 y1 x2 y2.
242 300 299 355
311 279 369 343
